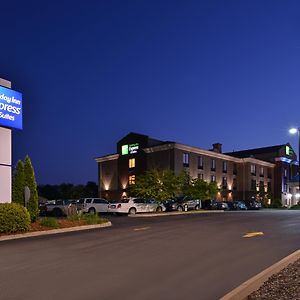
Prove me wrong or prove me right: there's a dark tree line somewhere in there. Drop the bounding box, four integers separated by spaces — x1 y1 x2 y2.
38 181 98 200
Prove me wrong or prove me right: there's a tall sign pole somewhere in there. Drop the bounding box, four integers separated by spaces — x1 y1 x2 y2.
0 78 23 203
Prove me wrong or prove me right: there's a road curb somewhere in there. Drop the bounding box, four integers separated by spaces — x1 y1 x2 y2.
220 249 300 300
129 210 224 217
0 221 112 242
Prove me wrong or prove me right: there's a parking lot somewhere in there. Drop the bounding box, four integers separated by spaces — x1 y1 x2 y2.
1 210 300 300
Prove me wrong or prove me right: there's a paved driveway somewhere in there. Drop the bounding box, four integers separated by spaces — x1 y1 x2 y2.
0 210 300 300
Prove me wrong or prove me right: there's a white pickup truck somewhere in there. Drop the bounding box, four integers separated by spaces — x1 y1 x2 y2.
108 198 166 215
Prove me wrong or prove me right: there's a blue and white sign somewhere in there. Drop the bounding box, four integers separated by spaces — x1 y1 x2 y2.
0 86 22 130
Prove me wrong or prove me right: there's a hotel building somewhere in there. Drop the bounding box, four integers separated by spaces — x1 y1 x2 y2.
95 132 298 206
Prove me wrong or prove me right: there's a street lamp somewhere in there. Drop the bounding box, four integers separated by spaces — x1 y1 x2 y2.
289 127 300 202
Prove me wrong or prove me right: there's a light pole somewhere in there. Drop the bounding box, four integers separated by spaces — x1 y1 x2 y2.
289 127 300 202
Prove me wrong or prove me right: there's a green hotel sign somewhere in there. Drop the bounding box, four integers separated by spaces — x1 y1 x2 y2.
122 145 129 155
285 145 293 156
122 143 139 155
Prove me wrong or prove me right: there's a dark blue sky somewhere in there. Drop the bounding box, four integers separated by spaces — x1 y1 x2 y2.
1 1 300 184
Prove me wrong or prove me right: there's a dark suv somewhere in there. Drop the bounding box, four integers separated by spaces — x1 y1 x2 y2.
164 196 201 212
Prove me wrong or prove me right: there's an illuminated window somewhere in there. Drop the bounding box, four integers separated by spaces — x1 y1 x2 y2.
129 175 135 185
198 173 204 180
198 156 203 169
222 177 227 188
250 165 256 175
129 158 135 169
211 175 216 182
260 167 264 177
211 159 216 171
223 161 227 173
183 153 189 167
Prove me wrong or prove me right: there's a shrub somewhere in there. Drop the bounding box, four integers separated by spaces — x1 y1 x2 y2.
40 217 60 228
289 204 300 210
67 212 82 222
0 203 31 233
269 198 282 208
82 213 106 225
24 156 39 222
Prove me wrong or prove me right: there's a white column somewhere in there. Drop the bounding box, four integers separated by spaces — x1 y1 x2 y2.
0 78 12 203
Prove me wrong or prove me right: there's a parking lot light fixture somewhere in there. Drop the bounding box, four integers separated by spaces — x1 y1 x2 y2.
289 128 298 135
289 127 300 203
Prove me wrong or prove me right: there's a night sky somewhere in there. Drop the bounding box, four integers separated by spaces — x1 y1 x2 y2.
1 1 300 185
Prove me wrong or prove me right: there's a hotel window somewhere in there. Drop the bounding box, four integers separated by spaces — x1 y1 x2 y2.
222 177 227 189
198 156 203 169
260 167 264 177
211 175 216 182
250 164 256 176
233 178 237 190
267 181 271 192
284 183 288 192
198 173 204 180
251 179 256 191
211 159 216 171
129 175 136 185
222 161 227 173
183 153 189 167
233 163 237 175
129 158 135 169
284 169 287 178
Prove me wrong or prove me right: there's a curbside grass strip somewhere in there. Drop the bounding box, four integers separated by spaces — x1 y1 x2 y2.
220 249 300 300
129 210 224 217
0 221 112 242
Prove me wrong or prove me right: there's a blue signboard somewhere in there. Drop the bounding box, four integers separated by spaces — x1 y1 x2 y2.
0 85 22 130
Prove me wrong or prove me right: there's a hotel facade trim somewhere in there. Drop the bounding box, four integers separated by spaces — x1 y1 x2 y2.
95 132 299 206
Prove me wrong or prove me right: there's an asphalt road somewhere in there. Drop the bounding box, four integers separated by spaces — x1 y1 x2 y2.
0 210 300 300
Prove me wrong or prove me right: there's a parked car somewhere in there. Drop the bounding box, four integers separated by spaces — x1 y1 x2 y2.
233 201 248 210
108 198 165 215
244 200 262 210
202 200 229 210
76 198 110 214
225 201 248 210
43 199 77 217
164 196 201 212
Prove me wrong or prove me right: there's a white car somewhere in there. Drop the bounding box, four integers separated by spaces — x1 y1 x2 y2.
108 198 166 215
77 198 109 214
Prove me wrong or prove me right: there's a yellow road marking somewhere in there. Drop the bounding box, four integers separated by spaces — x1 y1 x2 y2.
243 232 264 238
134 227 150 231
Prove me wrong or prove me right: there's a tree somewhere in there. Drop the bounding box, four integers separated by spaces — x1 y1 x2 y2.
207 182 218 199
24 156 39 222
189 178 208 199
12 160 25 205
84 181 98 197
129 169 181 201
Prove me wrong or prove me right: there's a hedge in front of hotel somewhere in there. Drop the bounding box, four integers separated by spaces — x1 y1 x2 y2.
0 203 31 233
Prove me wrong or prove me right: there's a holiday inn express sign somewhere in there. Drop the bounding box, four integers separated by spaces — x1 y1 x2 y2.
122 143 139 155
0 85 23 130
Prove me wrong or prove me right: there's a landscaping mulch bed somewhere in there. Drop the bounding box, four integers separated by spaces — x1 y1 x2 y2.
0 218 90 237
247 259 300 300
29 219 87 232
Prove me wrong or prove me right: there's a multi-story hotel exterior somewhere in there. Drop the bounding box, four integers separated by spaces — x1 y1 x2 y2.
95 132 299 206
